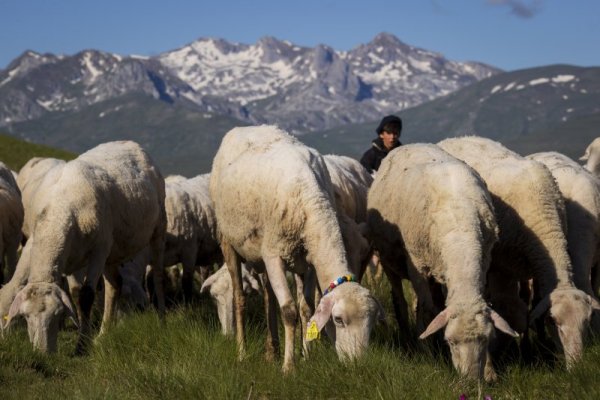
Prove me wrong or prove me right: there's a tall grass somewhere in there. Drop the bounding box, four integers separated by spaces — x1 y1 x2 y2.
1 278 599 400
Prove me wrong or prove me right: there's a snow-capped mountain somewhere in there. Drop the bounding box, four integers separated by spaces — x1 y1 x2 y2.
0 32 500 133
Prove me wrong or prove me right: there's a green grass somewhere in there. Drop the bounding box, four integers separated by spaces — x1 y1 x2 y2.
1 279 599 400
0 132 76 171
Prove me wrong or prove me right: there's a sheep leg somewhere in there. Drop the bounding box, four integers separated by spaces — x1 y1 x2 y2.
223 241 246 360
263 255 297 373
5 239 19 283
379 255 411 334
181 246 198 305
73 248 110 354
74 283 95 355
99 264 121 336
149 227 166 321
406 265 437 334
259 272 280 362
294 272 314 359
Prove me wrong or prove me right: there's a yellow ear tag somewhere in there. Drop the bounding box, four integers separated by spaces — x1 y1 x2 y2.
306 321 320 341
3 315 8 321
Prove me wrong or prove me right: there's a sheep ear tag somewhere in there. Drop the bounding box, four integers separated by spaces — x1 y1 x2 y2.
306 321 320 341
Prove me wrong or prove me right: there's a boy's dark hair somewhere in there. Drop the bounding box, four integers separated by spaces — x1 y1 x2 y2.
376 115 402 135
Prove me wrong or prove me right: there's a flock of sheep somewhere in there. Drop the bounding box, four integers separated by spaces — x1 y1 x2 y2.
0 126 599 383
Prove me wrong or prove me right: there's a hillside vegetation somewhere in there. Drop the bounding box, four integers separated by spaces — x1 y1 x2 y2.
0 132 76 171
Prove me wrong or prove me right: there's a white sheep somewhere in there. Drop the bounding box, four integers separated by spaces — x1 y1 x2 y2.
164 173 222 302
16 157 66 242
323 154 372 222
0 140 167 354
579 137 600 177
0 161 24 284
527 151 600 327
367 143 516 381
200 263 261 335
210 125 384 372
438 136 600 369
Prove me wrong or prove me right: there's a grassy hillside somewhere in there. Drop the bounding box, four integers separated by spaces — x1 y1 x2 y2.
0 133 76 171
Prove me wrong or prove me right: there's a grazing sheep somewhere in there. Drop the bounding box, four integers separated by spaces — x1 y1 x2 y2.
527 151 600 328
16 157 66 243
438 136 600 369
0 140 167 354
210 125 384 372
164 174 222 302
579 137 600 177
200 263 261 335
367 143 516 381
0 161 24 284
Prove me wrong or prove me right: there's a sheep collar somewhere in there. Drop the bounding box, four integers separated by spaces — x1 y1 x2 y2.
323 274 356 296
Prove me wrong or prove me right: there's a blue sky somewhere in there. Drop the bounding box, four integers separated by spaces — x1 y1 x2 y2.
1 0 598 71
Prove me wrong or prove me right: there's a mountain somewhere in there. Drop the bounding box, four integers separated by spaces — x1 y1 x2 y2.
302 64 600 162
0 34 500 173
156 32 500 133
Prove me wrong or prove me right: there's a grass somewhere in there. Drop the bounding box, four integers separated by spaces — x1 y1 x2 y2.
1 278 599 400
0 134 598 398
0 133 76 172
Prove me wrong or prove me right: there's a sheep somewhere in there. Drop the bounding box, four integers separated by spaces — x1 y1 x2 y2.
367 143 516 381
323 154 372 222
210 125 384 372
163 174 222 303
527 151 600 328
0 140 167 354
16 157 66 243
200 263 261 335
438 136 600 369
579 137 600 177
0 161 24 284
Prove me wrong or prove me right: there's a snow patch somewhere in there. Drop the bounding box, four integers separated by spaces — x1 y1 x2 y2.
0 65 21 88
552 75 575 83
491 85 502 94
409 57 433 73
529 78 549 86
82 52 103 82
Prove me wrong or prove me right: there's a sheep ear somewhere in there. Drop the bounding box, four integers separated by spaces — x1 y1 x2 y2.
5 289 26 328
244 273 261 293
59 288 79 328
530 295 551 324
589 296 600 311
419 308 449 339
579 149 590 161
490 310 519 337
200 271 221 294
309 294 335 331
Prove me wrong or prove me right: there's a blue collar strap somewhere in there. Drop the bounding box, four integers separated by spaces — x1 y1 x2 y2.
323 274 356 296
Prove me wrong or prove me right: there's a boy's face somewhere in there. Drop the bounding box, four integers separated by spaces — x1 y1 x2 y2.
379 130 398 150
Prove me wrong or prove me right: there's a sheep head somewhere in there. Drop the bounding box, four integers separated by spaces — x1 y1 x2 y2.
200 264 261 335
4 282 77 353
531 287 600 369
420 304 517 381
308 282 384 360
